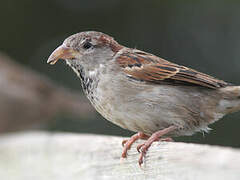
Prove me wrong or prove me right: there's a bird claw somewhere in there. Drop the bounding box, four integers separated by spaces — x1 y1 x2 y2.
137 143 149 166
122 126 177 166
121 132 149 158
122 139 128 147
137 143 144 153
137 137 174 165
137 126 177 166
137 137 173 154
138 152 144 166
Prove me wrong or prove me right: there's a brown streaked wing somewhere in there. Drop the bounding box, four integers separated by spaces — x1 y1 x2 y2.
116 50 229 89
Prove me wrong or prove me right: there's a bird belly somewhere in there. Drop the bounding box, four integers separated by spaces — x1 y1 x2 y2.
90 74 224 136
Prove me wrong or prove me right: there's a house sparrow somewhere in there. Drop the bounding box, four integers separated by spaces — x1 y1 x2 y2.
47 31 240 166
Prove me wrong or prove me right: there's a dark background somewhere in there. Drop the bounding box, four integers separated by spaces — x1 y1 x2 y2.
1 0 240 147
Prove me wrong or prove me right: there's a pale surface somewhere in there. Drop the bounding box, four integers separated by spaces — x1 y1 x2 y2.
0 132 239 180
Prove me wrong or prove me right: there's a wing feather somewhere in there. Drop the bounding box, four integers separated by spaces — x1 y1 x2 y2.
116 49 229 89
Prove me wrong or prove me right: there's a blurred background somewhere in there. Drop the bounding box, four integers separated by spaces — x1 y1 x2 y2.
0 0 240 147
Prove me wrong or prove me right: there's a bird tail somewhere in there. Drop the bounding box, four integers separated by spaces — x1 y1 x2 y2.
219 86 240 114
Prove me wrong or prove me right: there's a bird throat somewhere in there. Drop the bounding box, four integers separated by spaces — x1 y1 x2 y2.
67 61 99 101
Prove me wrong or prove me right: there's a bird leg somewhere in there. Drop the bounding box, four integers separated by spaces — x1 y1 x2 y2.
121 132 149 158
137 125 177 166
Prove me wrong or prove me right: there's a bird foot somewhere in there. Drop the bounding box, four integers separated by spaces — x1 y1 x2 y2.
136 126 177 166
121 132 149 158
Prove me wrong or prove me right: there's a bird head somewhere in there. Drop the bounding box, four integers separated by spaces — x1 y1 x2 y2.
47 31 123 73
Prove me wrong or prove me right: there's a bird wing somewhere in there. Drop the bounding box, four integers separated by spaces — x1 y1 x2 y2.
116 49 229 89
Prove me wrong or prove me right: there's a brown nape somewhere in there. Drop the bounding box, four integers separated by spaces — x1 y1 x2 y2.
98 34 123 53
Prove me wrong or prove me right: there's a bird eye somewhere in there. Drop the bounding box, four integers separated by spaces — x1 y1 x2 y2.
83 42 93 49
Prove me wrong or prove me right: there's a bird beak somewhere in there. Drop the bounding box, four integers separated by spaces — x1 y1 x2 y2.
47 44 78 65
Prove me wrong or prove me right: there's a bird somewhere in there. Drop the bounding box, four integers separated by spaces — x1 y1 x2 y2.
47 31 240 166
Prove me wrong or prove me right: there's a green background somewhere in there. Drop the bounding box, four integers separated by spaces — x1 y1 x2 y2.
1 0 240 147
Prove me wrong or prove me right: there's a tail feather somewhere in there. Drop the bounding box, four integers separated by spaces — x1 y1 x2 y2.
218 86 240 114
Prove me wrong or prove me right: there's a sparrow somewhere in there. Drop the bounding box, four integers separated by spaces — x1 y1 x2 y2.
47 31 240 166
